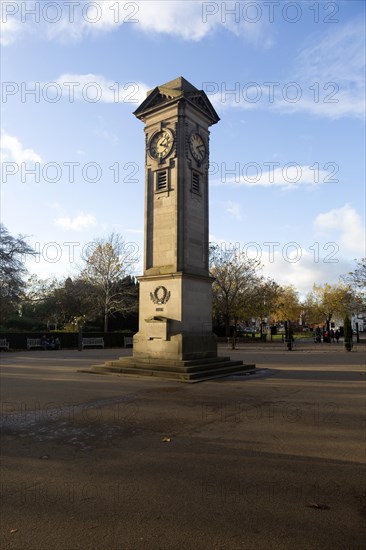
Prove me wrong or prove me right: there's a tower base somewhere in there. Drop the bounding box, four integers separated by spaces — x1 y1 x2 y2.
132 331 218 361
81 356 255 383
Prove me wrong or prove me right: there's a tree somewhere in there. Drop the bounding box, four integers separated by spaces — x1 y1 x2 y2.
342 258 366 291
342 259 366 316
271 285 302 324
21 275 61 329
0 224 37 323
249 279 281 334
78 234 139 332
56 277 92 328
21 275 87 331
343 315 353 352
305 283 357 331
209 244 261 336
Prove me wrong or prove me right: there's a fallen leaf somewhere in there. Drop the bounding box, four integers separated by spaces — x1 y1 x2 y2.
162 437 171 443
10 529 18 534
40 455 50 460
306 503 330 510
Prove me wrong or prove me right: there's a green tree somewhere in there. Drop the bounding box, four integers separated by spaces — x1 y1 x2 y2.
0 224 37 324
305 283 356 331
249 279 281 335
22 275 88 331
21 275 61 329
271 285 302 324
56 277 92 328
79 234 139 332
343 315 353 352
209 244 261 336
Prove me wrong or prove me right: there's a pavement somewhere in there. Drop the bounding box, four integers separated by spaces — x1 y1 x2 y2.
0 341 365 550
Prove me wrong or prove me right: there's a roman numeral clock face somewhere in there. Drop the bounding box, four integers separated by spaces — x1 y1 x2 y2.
189 133 206 162
149 129 174 160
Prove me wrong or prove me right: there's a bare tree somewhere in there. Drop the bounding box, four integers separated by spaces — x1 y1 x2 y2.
341 258 366 313
78 234 139 332
342 258 366 292
209 244 261 336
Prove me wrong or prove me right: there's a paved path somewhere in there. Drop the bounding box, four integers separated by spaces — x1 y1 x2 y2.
1 344 365 549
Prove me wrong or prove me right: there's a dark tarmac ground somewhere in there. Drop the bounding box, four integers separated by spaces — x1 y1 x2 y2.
1 340 365 550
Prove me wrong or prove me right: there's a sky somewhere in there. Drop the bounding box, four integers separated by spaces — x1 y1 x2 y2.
1 0 365 296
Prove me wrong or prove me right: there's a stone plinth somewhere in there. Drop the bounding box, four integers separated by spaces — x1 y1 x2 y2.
85 356 255 383
133 272 217 362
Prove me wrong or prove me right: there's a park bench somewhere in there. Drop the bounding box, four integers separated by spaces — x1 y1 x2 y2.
27 338 44 350
27 338 61 350
0 338 10 350
124 336 133 347
82 337 104 349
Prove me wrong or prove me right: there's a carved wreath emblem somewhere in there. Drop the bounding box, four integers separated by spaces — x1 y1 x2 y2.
150 286 171 305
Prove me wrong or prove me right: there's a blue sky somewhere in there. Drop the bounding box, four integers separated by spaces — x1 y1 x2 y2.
1 0 365 295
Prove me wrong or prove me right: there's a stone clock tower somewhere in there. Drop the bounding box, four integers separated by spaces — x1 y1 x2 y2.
132 76 219 362
93 77 254 381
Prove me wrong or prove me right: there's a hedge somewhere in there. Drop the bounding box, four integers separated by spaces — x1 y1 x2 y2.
0 331 135 350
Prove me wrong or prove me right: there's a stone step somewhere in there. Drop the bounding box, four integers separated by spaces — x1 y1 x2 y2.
87 361 255 383
106 356 232 368
105 358 244 374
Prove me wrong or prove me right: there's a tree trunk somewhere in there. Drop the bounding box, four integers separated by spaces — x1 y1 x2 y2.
225 316 230 337
104 310 108 333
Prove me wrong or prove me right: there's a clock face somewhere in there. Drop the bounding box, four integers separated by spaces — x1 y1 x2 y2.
149 129 174 160
189 133 206 162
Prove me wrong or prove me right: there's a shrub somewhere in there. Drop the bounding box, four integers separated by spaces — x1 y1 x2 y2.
343 315 353 352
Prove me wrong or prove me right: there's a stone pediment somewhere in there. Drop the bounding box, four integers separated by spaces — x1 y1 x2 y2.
134 76 220 124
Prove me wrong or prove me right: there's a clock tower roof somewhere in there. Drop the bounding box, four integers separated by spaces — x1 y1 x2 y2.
134 76 220 125
148 76 198 94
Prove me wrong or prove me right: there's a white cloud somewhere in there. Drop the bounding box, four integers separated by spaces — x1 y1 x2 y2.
0 131 42 164
261 247 355 297
3 1 273 46
314 204 365 255
51 74 150 105
55 212 97 231
211 165 330 189
46 1 138 41
132 1 270 44
0 18 24 46
282 21 365 120
208 91 258 113
206 20 365 120
129 1 210 41
225 201 242 220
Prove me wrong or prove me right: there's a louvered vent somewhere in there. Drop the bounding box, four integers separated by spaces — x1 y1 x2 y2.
156 170 168 191
192 172 200 193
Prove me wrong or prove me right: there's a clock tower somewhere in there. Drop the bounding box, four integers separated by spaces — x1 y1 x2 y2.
96 77 254 381
132 76 219 361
